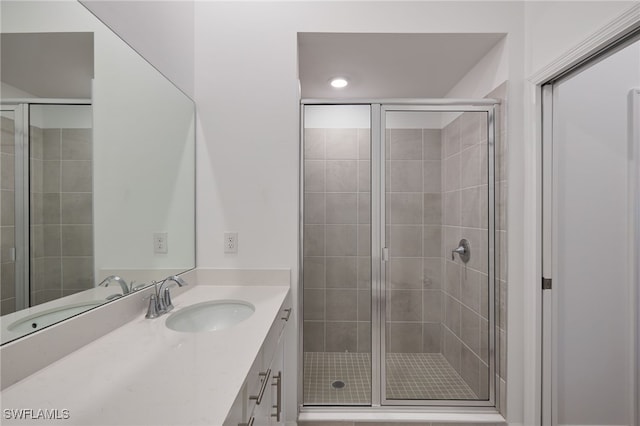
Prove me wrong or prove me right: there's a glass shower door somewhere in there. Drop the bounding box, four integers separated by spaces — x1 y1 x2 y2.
381 106 494 404
302 104 372 405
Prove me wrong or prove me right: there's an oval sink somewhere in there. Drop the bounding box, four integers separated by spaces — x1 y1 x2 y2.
165 300 255 332
8 301 105 333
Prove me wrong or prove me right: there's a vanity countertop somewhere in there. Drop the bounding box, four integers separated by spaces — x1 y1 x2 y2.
0 284 290 425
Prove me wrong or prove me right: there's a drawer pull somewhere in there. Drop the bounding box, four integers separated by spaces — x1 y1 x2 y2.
238 416 254 426
249 368 271 404
281 308 292 321
271 371 282 421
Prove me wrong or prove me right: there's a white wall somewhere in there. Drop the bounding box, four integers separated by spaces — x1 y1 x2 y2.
1 82 37 99
194 2 526 422
79 0 195 99
1 0 195 279
524 1 638 75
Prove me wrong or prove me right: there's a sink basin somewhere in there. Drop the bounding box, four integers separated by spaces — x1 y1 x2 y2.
165 300 255 332
7 301 105 333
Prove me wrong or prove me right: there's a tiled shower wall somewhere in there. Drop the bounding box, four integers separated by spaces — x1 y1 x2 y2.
440 111 490 399
439 82 508 406
1 116 16 314
385 129 443 354
31 126 94 306
303 128 372 353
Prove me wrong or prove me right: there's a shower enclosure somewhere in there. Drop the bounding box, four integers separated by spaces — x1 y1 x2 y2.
0 102 93 315
300 100 498 409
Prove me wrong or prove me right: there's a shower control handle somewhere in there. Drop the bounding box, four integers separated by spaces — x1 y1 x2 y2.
451 239 471 263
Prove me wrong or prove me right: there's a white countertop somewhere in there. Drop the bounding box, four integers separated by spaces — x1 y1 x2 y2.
0 284 290 426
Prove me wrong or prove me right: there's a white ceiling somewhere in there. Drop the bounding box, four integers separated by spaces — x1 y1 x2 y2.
298 32 505 99
1 32 94 99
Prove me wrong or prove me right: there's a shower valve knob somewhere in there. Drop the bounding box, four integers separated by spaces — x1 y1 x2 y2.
451 239 471 263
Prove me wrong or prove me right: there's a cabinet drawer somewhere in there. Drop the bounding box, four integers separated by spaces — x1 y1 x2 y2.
260 295 291 370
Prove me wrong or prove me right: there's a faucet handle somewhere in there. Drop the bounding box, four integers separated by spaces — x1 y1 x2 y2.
145 294 160 319
162 287 174 313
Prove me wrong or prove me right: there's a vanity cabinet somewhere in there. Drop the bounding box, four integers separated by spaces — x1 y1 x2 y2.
224 296 291 426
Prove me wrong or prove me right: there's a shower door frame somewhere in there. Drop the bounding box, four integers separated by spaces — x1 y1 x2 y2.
1 99 91 312
299 98 499 412
1 103 30 311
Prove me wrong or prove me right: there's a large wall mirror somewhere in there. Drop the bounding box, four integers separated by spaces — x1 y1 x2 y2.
0 1 196 344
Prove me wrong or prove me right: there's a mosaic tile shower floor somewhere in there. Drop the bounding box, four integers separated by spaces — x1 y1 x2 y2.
303 352 477 405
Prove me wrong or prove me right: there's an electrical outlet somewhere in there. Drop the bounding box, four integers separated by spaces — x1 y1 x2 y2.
224 232 238 254
153 232 168 254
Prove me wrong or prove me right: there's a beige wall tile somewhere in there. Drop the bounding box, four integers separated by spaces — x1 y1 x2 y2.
43 161 61 193
423 129 441 161
62 257 94 290
357 128 370 160
423 160 441 193
389 257 423 289
304 225 325 256
304 160 325 192
304 289 325 320
423 290 442 323
423 258 442 289
43 129 61 160
388 160 422 192
61 225 93 256
423 226 441 257
444 294 461 335
325 225 357 256
326 193 357 224
326 289 357 321
358 160 370 192
61 129 92 160
61 161 92 192
1 190 14 226
1 153 15 191
303 257 325 289
388 289 422 321
61 193 93 225
304 128 325 159
325 321 357 352
357 321 371 353
326 129 357 160
387 193 422 225
326 160 357 192
326 256 357 288
423 193 441 225
387 322 422 353
388 225 422 257
304 321 325 352
304 193 325 224
389 129 422 160
423 322 441 353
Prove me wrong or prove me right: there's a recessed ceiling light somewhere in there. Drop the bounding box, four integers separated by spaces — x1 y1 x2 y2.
330 77 348 88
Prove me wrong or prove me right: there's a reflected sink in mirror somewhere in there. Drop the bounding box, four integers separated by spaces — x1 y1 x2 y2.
7 301 104 333
165 300 255 333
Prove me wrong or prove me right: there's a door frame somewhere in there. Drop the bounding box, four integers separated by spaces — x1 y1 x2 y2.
538 29 640 426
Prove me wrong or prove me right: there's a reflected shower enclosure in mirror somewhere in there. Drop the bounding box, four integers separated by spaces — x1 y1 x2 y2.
0 0 196 345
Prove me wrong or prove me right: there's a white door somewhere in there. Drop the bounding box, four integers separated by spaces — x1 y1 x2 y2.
542 39 640 426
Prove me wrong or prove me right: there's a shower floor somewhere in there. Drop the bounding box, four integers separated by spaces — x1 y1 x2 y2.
303 352 477 405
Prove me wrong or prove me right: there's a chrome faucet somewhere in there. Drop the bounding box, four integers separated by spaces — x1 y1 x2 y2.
145 275 188 319
98 275 130 294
